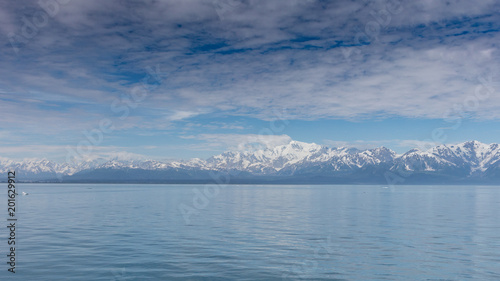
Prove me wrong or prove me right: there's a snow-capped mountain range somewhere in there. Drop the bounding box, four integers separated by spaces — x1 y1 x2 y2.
1 140 500 183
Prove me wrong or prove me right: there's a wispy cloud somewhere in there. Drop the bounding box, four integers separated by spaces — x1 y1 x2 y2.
0 144 153 162
1 0 499 159
2 0 499 123
182 133 292 151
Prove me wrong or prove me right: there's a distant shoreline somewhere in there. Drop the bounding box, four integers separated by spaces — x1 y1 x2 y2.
4 180 499 186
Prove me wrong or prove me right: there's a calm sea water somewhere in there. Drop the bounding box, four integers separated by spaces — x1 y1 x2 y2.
2 184 500 280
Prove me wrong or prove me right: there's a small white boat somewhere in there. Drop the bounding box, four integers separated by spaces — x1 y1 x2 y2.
22 192 29 196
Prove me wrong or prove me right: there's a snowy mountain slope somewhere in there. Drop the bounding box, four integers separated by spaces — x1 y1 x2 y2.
1 140 499 183
392 141 500 177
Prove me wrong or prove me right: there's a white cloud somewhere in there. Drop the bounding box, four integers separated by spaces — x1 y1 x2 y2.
0 144 151 162
2 1 498 121
167 110 204 121
1 0 500 155
396 139 445 151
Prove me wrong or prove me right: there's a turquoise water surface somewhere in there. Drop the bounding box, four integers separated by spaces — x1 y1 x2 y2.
2 184 500 280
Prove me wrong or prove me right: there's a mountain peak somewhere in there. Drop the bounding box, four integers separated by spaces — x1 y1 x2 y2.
286 140 322 150
1 140 500 183
404 148 421 155
461 140 484 147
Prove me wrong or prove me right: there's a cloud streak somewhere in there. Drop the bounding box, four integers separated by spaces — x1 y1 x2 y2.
1 0 499 159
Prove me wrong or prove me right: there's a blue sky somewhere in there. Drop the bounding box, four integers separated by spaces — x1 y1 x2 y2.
1 0 500 162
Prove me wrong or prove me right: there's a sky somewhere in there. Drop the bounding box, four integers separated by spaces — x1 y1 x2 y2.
1 0 500 162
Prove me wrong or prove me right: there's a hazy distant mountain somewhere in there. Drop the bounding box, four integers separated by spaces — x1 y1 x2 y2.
1 140 500 184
